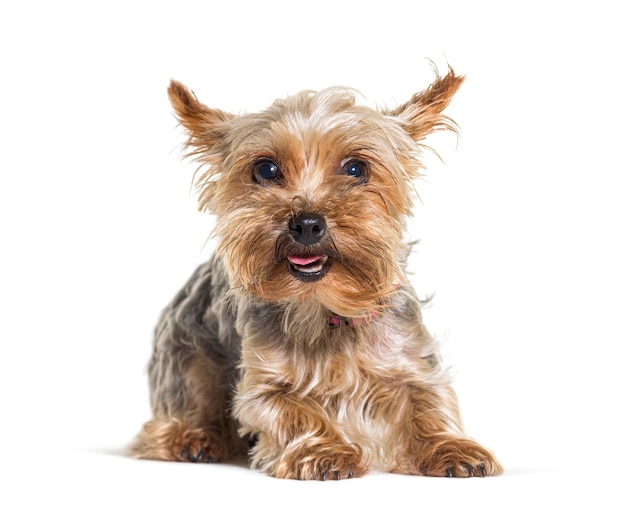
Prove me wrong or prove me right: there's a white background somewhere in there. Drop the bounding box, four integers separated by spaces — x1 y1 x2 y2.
1 1 624 516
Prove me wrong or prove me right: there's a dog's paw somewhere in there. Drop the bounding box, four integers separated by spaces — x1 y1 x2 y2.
399 437 503 477
177 430 220 463
272 443 367 481
132 419 229 463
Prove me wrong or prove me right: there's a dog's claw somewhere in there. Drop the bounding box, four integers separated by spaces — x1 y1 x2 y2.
180 445 215 463
445 463 488 478
318 466 355 481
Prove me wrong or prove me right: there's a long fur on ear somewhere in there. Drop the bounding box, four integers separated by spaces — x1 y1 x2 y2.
168 80 234 157
382 67 465 142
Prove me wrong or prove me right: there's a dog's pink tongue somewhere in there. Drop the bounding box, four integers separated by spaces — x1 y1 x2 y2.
288 255 324 265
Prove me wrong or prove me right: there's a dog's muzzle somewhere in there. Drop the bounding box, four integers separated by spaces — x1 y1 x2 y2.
286 212 330 282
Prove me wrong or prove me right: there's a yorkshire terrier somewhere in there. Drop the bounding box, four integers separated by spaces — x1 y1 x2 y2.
132 67 503 480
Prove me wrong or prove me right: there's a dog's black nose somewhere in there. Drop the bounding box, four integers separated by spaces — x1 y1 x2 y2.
289 213 326 245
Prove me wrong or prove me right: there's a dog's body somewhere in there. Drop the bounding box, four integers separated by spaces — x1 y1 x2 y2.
132 68 502 480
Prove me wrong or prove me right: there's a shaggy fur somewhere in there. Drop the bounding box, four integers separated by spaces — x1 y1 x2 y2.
132 67 503 480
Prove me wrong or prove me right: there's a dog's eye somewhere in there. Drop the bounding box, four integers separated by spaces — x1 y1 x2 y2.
253 160 282 184
340 159 368 184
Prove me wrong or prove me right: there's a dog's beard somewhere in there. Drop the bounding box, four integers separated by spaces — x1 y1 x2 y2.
219 225 405 320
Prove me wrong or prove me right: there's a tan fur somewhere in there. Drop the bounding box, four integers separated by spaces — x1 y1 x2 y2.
132 67 503 480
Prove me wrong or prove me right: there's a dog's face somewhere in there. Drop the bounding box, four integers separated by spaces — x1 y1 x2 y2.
168 71 463 318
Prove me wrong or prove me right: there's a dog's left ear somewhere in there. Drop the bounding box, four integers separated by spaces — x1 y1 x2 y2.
382 67 465 142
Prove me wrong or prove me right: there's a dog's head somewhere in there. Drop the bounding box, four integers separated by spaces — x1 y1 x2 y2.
168 69 463 318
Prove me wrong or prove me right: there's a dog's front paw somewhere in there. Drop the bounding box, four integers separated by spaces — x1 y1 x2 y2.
399 437 503 477
270 442 367 481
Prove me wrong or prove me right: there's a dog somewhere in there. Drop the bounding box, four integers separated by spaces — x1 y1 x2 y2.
132 67 503 480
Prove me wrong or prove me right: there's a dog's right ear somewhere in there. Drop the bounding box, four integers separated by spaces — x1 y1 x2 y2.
167 80 234 153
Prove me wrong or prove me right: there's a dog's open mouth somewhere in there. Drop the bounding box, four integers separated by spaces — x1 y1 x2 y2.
287 254 330 282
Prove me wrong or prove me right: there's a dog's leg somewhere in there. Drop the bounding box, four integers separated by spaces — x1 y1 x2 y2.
234 363 368 480
132 351 242 463
131 260 246 463
237 394 367 480
391 383 503 477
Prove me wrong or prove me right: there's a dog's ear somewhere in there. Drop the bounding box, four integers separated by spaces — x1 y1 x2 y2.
382 67 465 142
168 80 234 152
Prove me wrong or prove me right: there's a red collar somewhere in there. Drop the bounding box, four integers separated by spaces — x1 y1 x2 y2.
327 284 398 327
329 312 376 327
